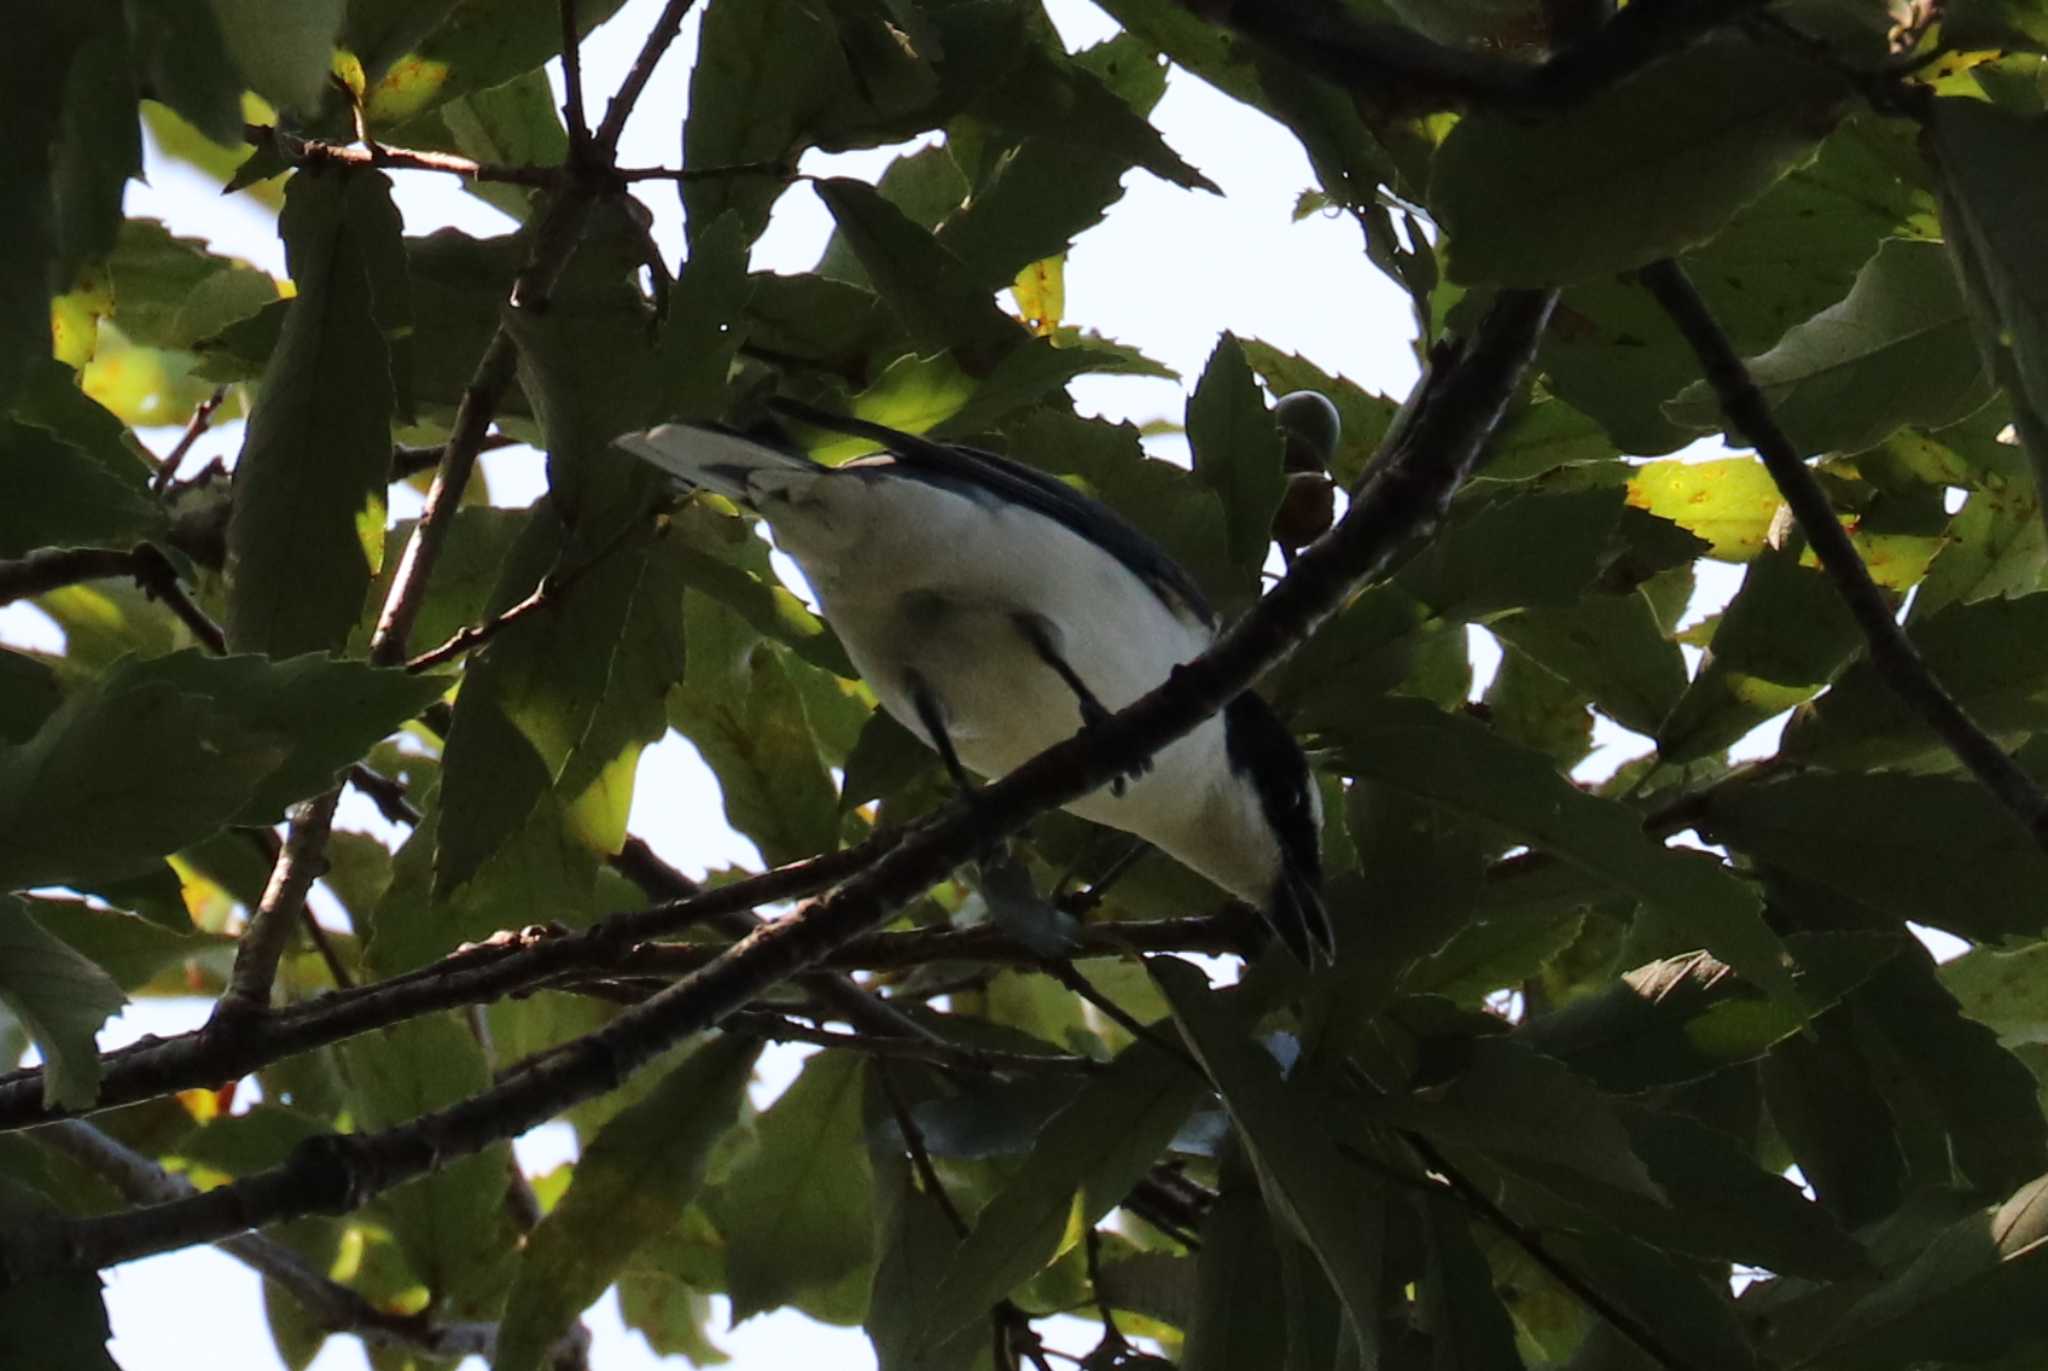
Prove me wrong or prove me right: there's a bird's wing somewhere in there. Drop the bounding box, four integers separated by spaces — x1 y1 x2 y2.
769 397 1217 630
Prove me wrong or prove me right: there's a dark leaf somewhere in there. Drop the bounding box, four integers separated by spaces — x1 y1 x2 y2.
1187 335 1287 575
0 896 126 1110
496 1035 760 1371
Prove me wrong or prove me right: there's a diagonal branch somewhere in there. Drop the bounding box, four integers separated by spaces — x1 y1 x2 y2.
0 289 1554 1282
33 1121 573 1364
212 790 344 1021
1639 259 2048 849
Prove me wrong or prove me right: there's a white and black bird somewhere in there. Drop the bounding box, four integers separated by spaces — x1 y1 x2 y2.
615 400 1335 964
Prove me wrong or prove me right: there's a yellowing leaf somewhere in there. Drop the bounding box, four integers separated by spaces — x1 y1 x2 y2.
1627 457 1783 561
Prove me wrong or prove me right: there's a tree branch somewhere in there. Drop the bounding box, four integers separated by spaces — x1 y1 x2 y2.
1639 259 2048 849
0 543 226 654
1205 0 1771 112
33 1121 560 1365
212 790 344 1021
0 290 1554 1282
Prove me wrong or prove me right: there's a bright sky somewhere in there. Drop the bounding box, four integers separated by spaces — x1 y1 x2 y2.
18 0 1844 1366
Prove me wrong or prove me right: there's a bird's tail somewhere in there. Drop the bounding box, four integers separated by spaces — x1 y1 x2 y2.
613 423 820 506
1267 866 1336 968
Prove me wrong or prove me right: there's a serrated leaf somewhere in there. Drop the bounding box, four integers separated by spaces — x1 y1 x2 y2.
1667 238 1994 455
341 1016 517 1314
814 177 1021 369
707 1051 873 1323
1656 546 1861 764
363 0 628 127
111 651 449 824
1432 38 1847 286
1154 958 1388 1355
1494 589 1689 736
1332 696 1797 1007
210 0 341 113
1706 772 2048 943
1626 457 1784 562
494 1035 760 1371
1396 487 1639 621
1802 1173 2048 1371
51 28 140 285
668 639 842 868
104 218 280 351
20 898 234 990
1785 591 2048 768
1932 96 2048 505
225 169 399 657
0 1181 118 1370
1521 933 1894 1092
0 896 126 1109
0 419 165 558
1187 334 1286 574
1236 341 1401 488
901 1034 1206 1365
1182 1177 1289 1371
1419 1192 1524 1371
1943 941 2048 1045
0 668 283 891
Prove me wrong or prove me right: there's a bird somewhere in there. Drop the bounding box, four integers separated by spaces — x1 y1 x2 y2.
614 398 1335 965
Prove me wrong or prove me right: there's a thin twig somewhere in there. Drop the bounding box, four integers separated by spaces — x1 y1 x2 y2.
1639 259 2048 849
591 0 699 157
213 790 343 1022
1039 959 1203 1076
151 387 228 495
559 0 591 161
724 1010 1098 1076
346 764 424 828
877 1064 970 1237
402 520 642 673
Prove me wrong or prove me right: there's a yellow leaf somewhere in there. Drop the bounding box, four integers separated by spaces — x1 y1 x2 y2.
1011 255 1065 336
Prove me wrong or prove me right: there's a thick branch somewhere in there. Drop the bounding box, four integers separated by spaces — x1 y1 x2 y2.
0 543 226 653
0 290 1553 1282
33 1121 536 1364
1639 260 2048 848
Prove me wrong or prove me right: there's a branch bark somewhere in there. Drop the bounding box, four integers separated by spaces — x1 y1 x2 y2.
1639 259 2048 849
0 289 1554 1283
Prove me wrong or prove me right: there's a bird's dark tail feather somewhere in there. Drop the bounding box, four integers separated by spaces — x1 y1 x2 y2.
1266 868 1335 967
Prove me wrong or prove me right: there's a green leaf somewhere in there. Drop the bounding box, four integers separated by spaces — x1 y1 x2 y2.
0 666 283 891
0 895 126 1109
51 28 141 283
706 1051 874 1323
1547 1231 1758 1369
127 6 242 145
814 176 1021 369
1801 1173 2048 1371
1187 335 1286 575
1943 941 2048 1045
1625 457 1784 563
211 0 342 114
1520 933 1895 1092
20 898 235 989
1182 1176 1290 1371
225 169 400 657
819 144 967 285
1419 1193 1523 1371
1667 239 1994 454
0 14 88 412
341 1016 517 1313
367 0 628 127
1758 1008 1907 1229
1785 591 2048 769
494 1035 760 1371
1494 589 1689 736
435 512 684 893
427 68 568 223
0 419 165 558
1396 486 1632 620
1932 96 2048 505
669 638 843 868
1155 958 1389 1355
1431 38 1847 286
901 1035 1207 1364
112 651 449 824
1915 477 2047 616
0 1182 118 1370
105 218 280 352
1706 772 2048 943
682 0 942 245
1656 546 1861 764
1331 696 1797 1006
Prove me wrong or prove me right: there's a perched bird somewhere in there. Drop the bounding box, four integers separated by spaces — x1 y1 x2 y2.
615 399 1335 964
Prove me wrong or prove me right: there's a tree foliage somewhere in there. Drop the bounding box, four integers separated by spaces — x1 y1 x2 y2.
6 2 2048 1370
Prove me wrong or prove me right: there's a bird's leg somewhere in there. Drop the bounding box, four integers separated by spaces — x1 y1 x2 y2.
904 668 978 796
1012 612 1148 798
